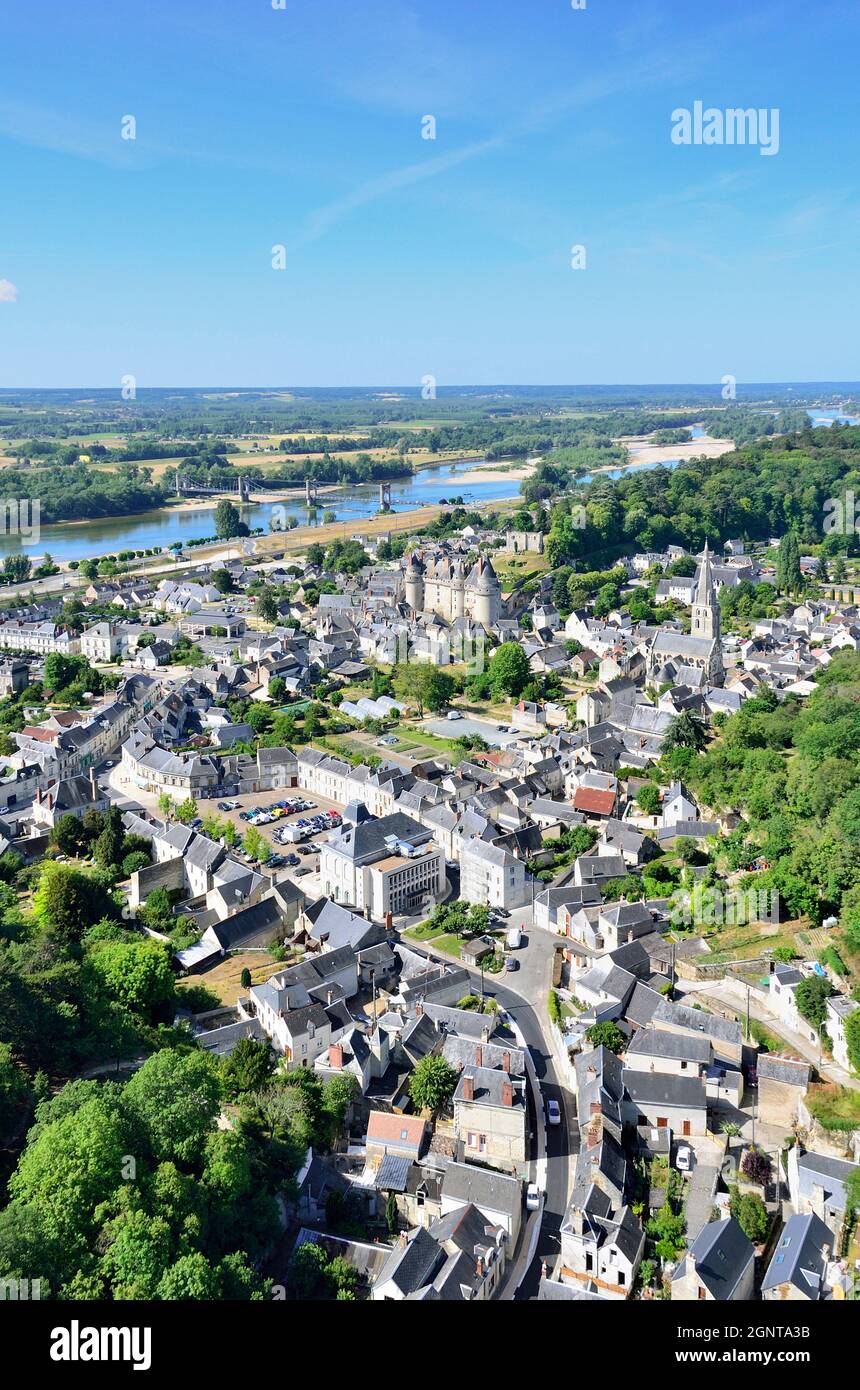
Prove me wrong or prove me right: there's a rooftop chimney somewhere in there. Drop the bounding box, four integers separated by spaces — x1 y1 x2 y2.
475 1045 483 1067
462 1073 474 1102
502 1050 511 1072
328 1043 344 1070
476 1256 484 1279
501 1081 513 1107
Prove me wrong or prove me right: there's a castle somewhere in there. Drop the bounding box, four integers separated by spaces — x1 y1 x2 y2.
404 552 502 628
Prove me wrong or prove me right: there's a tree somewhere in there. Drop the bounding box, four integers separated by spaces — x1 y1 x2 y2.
586 1022 626 1053
636 783 661 816
214 499 243 540
0 1042 30 1139
9 1092 131 1258
730 1188 768 1242
32 862 117 944
393 663 453 717
794 974 831 1031
175 798 198 825
50 812 89 858
221 1037 275 1100
157 792 172 820
256 592 279 624
124 1050 222 1167
93 805 124 870
306 543 325 568
776 530 802 595
664 710 708 752
740 1147 772 1187
323 539 369 574
268 676 286 703
156 1251 222 1300
211 568 234 594
87 939 175 1015
844 1008 860 1075
408 1055 458 1113
243 826 269 863
2 554 32 585
488 642 530 699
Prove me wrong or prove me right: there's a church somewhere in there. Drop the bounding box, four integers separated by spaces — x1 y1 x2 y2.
647 542 725 687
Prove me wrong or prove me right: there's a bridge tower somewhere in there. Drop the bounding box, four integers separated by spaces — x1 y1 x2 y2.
175 469 183 498
238 475 251 503
305 479 318 505
379 481 392 508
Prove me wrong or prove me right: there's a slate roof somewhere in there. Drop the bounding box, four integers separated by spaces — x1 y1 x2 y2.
761 1212 834 1297
440 1161 522 1218
374 1154 412 1193
671 1217 753 1299
626 1028 711 1064
623 1069 707 1110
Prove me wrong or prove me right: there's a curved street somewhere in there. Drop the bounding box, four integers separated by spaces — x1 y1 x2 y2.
400 922 577 1299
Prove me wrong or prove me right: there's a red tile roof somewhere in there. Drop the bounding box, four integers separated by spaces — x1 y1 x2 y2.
367 1111 427 1146
573 787 616 815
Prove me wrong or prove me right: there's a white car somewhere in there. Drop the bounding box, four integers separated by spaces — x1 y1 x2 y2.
525 1182 541 1211
676 1145 694 1173
546 1098 561 1126
445 709 463 720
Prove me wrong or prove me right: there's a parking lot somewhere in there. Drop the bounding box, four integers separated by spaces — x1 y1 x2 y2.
107 764 343 892
208 786 346 879
423 714 523 748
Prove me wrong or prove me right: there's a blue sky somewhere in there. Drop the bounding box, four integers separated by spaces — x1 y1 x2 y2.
0 0 857 387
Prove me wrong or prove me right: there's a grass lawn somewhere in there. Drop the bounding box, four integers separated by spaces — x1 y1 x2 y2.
175 950 281 1007
402 921 445 942
390 722 464 756
806 1084 860 1134
701 920 808 964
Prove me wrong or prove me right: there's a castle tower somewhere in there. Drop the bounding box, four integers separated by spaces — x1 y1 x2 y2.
471 554 502 628
450 559 466 620
404 553 425 613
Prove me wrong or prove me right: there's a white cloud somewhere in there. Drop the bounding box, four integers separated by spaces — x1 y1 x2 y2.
0 280 18 303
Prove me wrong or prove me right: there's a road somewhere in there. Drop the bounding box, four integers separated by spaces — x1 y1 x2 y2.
404 923 576 1299
680 978 860 1092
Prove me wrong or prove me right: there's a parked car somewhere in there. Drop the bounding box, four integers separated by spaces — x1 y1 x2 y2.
676 1145 694 1173
445 710 463 721
505 956 518 972
546 1098 561 1126
294 865 312 877
285 853 300 866
525 1183 541 1211
506 926 522 950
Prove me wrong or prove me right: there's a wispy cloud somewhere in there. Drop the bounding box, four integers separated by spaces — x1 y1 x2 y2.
0 280 18 303
293 134 507 248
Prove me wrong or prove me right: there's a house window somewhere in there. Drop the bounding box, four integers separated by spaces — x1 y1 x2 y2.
657 1116 668 1127
617 1271 625 1286
698 1286 706 1300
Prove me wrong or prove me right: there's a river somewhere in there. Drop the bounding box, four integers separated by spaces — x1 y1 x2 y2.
3 409 854 563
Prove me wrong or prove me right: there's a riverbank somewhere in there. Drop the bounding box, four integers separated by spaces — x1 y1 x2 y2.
617 434 735 466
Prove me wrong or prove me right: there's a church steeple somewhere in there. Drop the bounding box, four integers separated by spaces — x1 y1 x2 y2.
691 541 721 646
